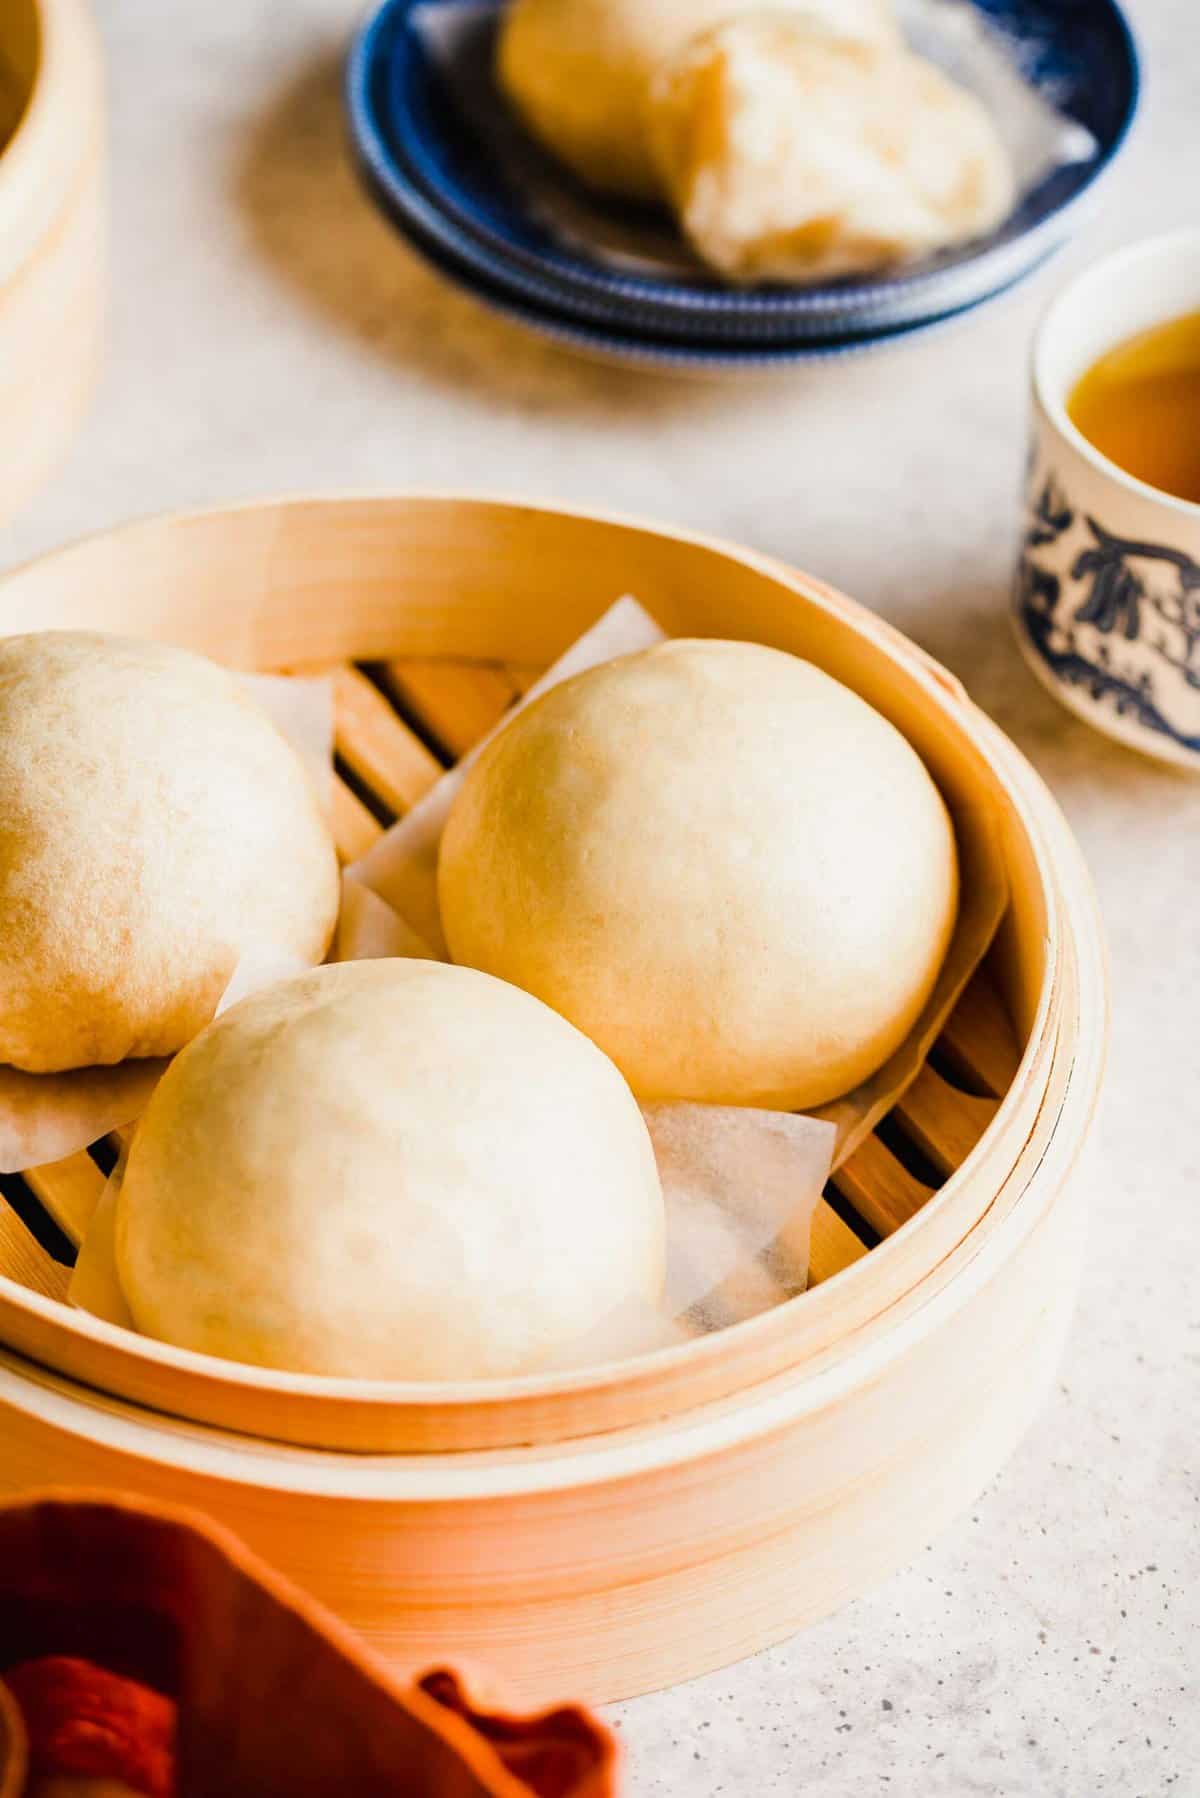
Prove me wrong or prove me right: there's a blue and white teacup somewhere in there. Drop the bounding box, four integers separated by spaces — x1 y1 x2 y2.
1014 229 1200 769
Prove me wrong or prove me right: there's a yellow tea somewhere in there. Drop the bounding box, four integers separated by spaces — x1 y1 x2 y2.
1068 309 1200 505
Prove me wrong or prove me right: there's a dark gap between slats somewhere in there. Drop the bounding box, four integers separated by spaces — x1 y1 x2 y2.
926 1038 994 1101
88 1137 119 1178
333 752 398 831
0 1175 77 1266
873 1111 946 1190
358 662 455 767
821 1178 881 1252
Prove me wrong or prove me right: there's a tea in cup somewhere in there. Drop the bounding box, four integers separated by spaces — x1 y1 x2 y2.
1015 230 1200 768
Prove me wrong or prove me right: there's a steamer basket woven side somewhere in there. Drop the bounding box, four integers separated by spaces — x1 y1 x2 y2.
0 496 1099 1458
0 0 104 526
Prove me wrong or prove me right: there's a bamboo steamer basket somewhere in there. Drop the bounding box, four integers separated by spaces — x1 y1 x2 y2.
0 496 1107 1703
0 0 104 524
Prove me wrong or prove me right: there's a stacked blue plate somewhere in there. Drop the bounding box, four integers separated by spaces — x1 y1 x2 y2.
346 0 1139 370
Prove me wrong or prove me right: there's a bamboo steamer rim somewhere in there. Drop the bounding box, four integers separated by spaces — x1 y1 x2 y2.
0 0 98 287
0 492 1093 1444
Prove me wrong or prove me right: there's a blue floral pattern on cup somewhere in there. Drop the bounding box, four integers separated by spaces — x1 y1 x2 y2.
1016 472 1200 754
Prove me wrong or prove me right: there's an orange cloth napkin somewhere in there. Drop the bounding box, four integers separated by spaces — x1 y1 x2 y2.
0 1493 617 1798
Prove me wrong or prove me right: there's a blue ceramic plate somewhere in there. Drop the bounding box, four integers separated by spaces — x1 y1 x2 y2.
346 0 1139 344
347 95 1062 372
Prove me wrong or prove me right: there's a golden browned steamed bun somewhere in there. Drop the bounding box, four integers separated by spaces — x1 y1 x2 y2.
116 960 666 1381
439 640 959 1111
0 632 339 1073
648 16 1015 283
496 0 900 202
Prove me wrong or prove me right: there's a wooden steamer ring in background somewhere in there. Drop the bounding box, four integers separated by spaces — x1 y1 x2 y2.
0 0 104 525
0 498 1107 1701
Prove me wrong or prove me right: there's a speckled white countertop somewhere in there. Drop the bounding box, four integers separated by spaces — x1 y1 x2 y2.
6 1 1198 1790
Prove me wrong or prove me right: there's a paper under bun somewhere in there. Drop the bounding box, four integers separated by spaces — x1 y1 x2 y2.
0 632 338 1073
439 639 959 1110
117 960 666 1381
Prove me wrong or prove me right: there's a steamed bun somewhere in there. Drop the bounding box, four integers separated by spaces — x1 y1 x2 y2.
648 16 1015 282
117 960 665 1380
439 639 958 1111
496 0 900 201
0 632 339 1073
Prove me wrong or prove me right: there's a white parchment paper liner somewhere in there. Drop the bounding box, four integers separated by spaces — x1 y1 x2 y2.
0 675 336 1175
413 0 1097 282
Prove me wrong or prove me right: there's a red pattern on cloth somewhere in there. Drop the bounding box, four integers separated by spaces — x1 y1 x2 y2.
3 1659 175 1798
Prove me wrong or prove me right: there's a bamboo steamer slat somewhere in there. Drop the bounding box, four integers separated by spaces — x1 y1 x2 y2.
0 1209 68 1302
23 1149 105 1244
379 657 520 758
0 497 1088 1456
0 497 1106 1697
835 1135 934 1237
319 661 444 813
0 0 104 525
